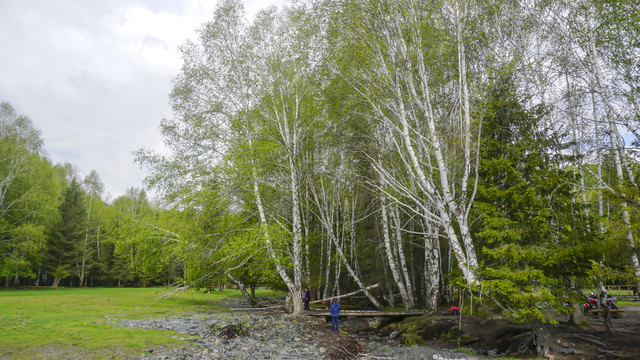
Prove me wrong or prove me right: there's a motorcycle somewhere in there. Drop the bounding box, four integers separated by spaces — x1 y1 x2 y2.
583 292 598 312
605 295 618 310
583 293 619 312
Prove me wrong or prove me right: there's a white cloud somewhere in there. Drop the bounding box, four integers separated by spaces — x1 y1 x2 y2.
0 0 283 201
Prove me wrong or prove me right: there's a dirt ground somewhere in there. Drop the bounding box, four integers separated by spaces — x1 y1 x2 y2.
454 306 640 359
558 305 640 360
332 304 640 359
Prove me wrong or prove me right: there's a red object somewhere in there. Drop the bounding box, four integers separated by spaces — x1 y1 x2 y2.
450 306 460 311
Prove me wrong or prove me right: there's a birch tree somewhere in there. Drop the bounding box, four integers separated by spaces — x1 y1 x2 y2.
0 103 60 285
327 0 483 286
531 0 640 287
76 170 104 286
307 162 385 309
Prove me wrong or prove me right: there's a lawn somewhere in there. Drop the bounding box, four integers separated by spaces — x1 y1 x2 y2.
0 287 283 359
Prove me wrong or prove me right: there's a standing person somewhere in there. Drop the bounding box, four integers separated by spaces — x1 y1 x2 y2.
329 298 341 333
303 287 311 311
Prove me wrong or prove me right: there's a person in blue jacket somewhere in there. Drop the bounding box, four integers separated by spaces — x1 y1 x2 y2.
303 287 311 311
328 298 341 333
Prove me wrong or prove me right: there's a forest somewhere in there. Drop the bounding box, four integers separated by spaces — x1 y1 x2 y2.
1 0 639 354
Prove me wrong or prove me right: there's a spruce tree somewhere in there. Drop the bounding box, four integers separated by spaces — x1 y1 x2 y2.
45 179 87 287
472 77 601 354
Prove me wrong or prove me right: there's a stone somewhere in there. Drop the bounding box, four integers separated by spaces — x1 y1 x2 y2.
367 317 382 329
389 331 399 339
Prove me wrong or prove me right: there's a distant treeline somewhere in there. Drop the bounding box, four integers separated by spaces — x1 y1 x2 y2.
1 102 183 288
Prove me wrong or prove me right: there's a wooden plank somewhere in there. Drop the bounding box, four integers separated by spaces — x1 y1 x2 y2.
586 309 625 313
307 310 423 317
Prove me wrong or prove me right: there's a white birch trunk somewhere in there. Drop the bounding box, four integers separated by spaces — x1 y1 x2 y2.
322 230 332 300
318 226 324 297
248 136 302 314
288 151 304 314
261 84 308 315
310 177 385 309
566 74 591 234
370 2 479 285
423 214 440 312
349 195 363 278
379 182 412 310
392 204 415 308
79 195 94 287
227 273 255 305
589 39 640 282
591 91 606 234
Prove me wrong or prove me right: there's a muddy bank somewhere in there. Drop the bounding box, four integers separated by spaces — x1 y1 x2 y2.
371 306 640 360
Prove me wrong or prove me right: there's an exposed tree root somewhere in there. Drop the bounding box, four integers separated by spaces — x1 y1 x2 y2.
515 321 580 359
218 324 250 339
563 333 607 348
326 335 363 360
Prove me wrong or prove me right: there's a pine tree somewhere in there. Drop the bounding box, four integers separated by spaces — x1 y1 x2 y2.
45 179 86 287
473 77 601 354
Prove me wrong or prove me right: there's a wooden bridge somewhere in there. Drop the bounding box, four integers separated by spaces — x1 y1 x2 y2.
307 310 424 318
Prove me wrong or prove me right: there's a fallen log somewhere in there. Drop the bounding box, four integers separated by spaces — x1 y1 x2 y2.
307 310 423 317
309 284 379 305
229 305 282 311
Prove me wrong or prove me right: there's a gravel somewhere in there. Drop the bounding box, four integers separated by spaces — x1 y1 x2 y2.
111 312 480 360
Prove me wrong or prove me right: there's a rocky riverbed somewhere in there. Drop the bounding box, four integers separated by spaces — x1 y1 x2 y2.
112 312 480 360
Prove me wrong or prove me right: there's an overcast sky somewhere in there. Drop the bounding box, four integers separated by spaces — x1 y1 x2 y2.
0 0 281 201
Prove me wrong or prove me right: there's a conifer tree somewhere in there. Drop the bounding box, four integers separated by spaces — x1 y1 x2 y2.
473 77 601 355
45 179 87 287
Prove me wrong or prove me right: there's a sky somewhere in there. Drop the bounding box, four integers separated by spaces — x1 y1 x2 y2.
0 0 281 201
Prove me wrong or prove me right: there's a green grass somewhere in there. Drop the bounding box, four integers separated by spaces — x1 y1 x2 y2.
0 287 284 359
618 300 640 306
453 347 477 355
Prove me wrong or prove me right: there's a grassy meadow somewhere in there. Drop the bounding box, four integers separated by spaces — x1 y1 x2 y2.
0 287 283 359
